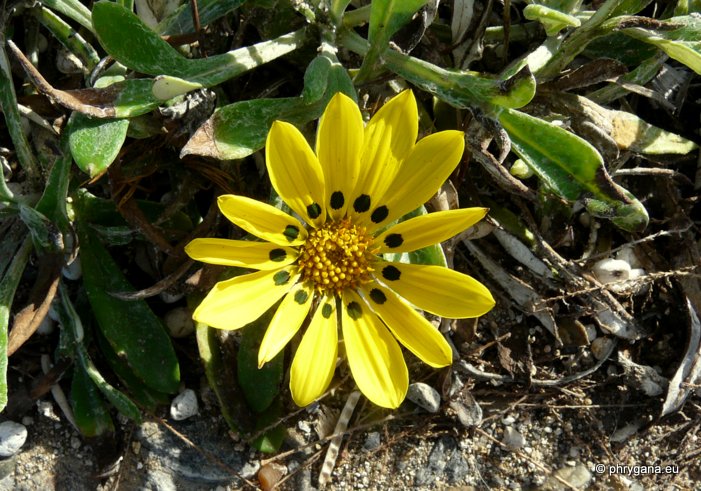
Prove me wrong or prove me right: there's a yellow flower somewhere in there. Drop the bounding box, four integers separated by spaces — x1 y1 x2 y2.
185 91 495 408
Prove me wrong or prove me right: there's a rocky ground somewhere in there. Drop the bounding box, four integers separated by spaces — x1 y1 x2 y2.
2 351 699 490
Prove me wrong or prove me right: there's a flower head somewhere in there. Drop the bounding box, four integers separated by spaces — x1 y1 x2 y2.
185 91 495 408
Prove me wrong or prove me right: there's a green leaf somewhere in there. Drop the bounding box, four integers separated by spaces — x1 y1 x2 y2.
340 30 535 109
498 108 649 232
157 0 246 35
237 309 284 413
67 113 129 177
61 287 143 423
92 2 306 90
250 400 286 453
70 365 115 437
523 5 581 36
196 322 254 432
77 345 142 422
302 55 333 104
182 61 355 160
619 15 701 75
0 40 41 183
0 238 33 412
75 218 180 394
42 0 93 33
355 0 427 81
35 136 72 235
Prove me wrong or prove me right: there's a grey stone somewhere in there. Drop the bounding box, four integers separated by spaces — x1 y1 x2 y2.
0 421 27 457
170 389 198 421
406 382 441 413
362 432 381 452
415 436 468 486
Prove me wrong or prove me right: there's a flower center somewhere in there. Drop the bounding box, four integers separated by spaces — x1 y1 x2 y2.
298 218 375 294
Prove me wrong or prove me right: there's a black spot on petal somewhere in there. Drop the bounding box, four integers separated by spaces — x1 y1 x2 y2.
294 289 309 304
307 203 322 219
269 248 286 262
273 270 291 285
330 191 344 210
371 206 389 223
283 225 300 241
347 301 362 320
384 233 404 248
353 194 371 213
322 303 333 318
369 288 387 304
382 265 401 281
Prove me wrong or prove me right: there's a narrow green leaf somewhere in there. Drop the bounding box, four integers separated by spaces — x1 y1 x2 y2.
78 345 142 422
37 7 100 71
57 285 147 419
67 113 129 177
0 38 41 183
93 3 306 88
237 309 284 413
35 134 74 236
620 15 701 75
355 0 427 81
196 322 254 432
41 0 93 33
341 30 535 109
250 399 286 453
182 63 355 160
70 365 115 437
523 5 580 36
157 0 246 35
498 108 649 232
75 219 180 394
0 238 33 412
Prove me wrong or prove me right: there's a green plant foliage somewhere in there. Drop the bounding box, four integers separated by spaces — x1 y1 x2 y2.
67 113 129 177
618 15 701 75
157 0 246 35
237 309 284 414
92 2 306 91
498 108 649 232
75 219 180 395
70 364 115 437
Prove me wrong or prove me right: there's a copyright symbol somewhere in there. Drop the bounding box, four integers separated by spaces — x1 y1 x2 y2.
594 464 606 474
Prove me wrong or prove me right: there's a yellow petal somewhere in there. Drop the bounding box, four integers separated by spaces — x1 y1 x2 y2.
367 130 465 231
290 297 338 406
316 93 364 221
374 208 488 253
360 284 452 368
192 267 299 330
341 290 408 408
185 238 298 270
266 121 326 227
258 282 314 366
375 261 495 318
350 90 418 221
218 194 307 246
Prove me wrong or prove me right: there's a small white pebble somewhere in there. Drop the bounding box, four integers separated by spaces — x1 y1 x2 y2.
0 421 28 457
62 256 82 280
592 258 631 284
164 307 195 338
502 415 516 425
170 389 198 420
36 315 55 335
21 416 34 426
160 291 185 304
